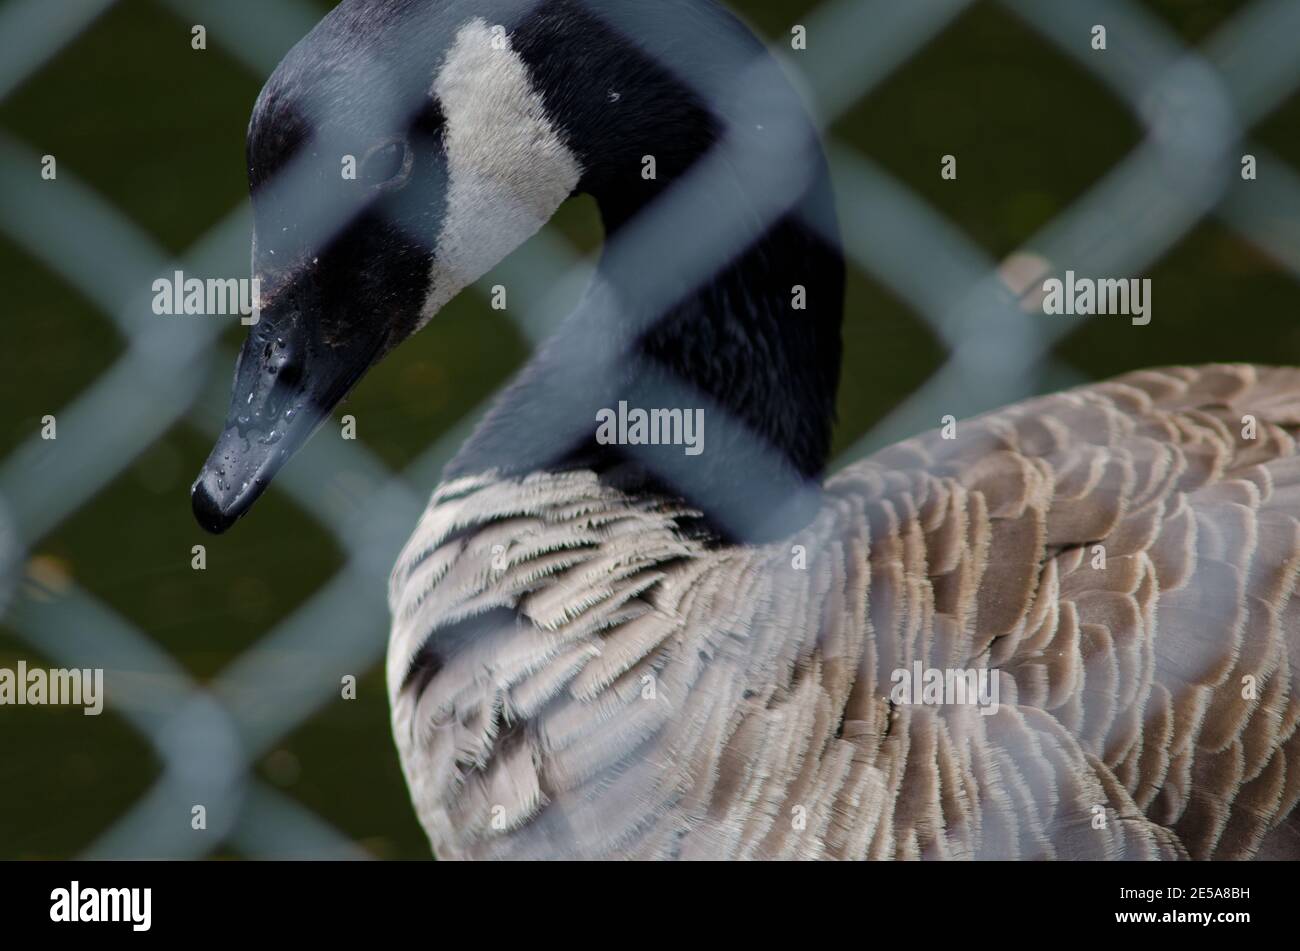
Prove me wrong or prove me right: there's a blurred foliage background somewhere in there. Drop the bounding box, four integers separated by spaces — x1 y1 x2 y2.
1 0 1298 859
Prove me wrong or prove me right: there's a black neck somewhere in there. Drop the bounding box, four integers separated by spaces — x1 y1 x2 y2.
446 176 844 543
447 0 845 542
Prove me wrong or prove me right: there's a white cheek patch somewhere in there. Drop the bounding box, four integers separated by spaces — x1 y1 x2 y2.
419 18 583 328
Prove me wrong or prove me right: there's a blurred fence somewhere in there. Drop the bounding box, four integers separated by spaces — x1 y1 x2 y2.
2 0 1300 857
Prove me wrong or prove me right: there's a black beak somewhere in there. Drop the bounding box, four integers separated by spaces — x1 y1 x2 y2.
191 291 383 534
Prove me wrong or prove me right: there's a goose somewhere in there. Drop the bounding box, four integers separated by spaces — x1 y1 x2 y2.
192 0 1300 860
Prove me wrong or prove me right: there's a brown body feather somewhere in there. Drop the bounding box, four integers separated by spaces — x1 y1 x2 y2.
388 364 1300 859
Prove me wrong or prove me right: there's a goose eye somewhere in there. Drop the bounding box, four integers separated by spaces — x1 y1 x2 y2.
361 140 408 185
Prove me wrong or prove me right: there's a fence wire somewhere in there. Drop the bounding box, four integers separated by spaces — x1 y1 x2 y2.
0 0 1297 858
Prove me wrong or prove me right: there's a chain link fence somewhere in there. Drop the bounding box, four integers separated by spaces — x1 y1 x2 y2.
1 0 1298 858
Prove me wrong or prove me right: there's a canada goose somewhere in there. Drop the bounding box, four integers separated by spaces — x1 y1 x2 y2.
192 0 1300 860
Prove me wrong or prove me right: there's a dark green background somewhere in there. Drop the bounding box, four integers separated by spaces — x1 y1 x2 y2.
1 0 1297 858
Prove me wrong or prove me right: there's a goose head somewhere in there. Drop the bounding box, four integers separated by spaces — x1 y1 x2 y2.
193 0 843 536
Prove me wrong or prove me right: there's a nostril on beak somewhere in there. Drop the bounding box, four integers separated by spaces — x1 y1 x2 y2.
256 345 305 424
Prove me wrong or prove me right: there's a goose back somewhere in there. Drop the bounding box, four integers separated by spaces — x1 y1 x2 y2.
388 363 1300 859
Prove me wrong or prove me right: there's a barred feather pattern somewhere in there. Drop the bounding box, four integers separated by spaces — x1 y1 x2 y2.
387 364 1300 859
